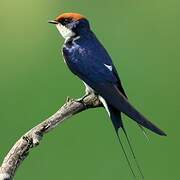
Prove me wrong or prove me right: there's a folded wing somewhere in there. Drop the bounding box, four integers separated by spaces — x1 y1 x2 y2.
87 81 166 136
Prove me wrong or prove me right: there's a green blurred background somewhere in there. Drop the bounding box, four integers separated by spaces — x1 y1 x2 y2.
0 0 179 179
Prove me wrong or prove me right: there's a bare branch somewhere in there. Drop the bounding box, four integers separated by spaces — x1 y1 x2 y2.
0 94 102 180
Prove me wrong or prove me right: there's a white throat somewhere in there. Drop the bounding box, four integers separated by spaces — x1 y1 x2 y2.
56 24 75 41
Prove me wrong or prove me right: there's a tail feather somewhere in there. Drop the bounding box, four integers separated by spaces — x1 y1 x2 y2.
99 96 144 179
122 125 144 179
116 132 136 179
108 104 144 179
94 83 166 136
138 125 150 142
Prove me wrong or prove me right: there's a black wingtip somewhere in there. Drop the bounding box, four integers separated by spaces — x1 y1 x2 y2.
152 127 167 136
96 84 167 137
159 131 167 136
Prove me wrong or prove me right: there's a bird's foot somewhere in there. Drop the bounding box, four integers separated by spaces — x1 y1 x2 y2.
75 93 91 103
66 96 71 103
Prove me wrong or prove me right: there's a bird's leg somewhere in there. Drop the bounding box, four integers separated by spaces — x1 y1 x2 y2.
75 91 102 109
75 82 102 108
76 82 96 103
75 92 91 103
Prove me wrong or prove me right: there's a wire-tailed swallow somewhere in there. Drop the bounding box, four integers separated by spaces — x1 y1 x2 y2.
49 12 166 178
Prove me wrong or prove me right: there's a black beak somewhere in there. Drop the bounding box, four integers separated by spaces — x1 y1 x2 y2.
48 20 58 24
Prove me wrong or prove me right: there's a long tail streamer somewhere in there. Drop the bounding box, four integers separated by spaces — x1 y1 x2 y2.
121 127 144 179
116 132 136 179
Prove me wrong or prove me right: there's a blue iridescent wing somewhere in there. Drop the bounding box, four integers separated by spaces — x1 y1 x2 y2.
62 34 166 136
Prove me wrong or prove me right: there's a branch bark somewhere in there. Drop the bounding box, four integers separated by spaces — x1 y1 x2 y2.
0 94 102 180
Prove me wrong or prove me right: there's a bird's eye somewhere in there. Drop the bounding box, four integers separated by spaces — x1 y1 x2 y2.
61 18 70 25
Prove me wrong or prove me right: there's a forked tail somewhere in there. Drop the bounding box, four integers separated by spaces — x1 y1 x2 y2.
109 105 144 179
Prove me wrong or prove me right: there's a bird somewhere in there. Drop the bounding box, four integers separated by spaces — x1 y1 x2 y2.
48 12 166 178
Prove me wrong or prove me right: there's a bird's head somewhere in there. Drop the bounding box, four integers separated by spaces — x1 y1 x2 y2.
48 13 90 40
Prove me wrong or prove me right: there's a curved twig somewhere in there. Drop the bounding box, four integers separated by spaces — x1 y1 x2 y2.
0 94 102 180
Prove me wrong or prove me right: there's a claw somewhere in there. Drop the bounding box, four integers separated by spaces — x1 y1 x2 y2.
66 96 71 103
75 93 90 103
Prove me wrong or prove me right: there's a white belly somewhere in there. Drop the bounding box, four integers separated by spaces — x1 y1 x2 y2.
83 81 95 94
83 81 110 116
